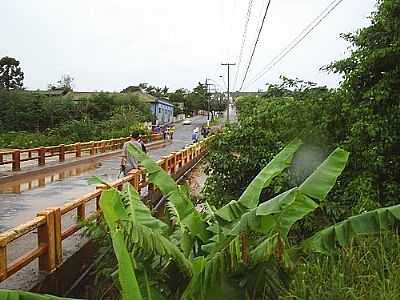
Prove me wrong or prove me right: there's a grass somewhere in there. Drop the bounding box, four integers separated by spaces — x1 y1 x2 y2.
282 231 400 300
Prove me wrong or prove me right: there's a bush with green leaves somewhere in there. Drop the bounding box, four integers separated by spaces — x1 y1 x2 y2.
0 90 152 148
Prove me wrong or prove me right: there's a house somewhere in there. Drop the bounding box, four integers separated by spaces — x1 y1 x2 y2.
148 98 174 125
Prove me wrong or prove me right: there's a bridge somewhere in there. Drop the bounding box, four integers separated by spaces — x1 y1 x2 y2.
0 116 210 294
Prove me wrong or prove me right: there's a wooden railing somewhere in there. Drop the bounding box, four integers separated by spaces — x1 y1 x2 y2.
0 134 163 172
0 139 207 283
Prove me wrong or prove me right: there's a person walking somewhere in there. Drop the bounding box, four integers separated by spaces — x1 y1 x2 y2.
138 135 147 153
162 126 167 140
120 132 142 176
169 126 175 140
192 128 199 143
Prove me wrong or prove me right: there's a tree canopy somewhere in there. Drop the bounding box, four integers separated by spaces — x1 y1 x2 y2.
0 56 24 90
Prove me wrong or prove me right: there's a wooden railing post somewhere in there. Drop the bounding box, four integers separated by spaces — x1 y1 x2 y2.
160 156 168 172
96 184 107 211
170 152 177 174
75 143 81 158
12 150 21 171
38 147 46 166
59 144 65 162
37 209 56 272
0 245 6 281
90 142 95 155
128 169 140 190
0 153 3 164
77 203 85 221
48 207 63 267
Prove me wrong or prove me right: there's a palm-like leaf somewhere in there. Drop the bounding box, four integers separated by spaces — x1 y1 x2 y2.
303 204 400 254
100 189 143 300
299 147 349 201
230 148 349 238
127 144 209 242
122 184 168 232
215 139 303 222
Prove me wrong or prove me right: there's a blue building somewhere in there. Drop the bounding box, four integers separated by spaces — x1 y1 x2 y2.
149 98 174 125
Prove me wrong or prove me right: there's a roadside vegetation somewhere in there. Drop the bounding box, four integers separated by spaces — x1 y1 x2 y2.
203 0 400 297
0 90 151 148
2 138 400 299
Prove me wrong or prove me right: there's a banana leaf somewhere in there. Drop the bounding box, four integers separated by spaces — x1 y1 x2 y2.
122 184 168 232
100 189 143 300
229 147 349 238
215 139 303 222
0 290 80 300
303 204 400 254
127 144 209 242
299 148 349 202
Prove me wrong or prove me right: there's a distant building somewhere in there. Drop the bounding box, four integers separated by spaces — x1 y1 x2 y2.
149 98 174 125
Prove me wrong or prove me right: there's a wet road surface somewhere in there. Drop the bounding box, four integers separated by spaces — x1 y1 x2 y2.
0 116 207 232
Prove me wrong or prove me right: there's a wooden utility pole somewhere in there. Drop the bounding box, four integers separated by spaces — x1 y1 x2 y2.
221 63 236 122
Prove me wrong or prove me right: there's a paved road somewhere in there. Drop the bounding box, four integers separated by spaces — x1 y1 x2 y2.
0 116 207 232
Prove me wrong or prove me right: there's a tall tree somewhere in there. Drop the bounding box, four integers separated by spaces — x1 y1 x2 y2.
48 74 74 92
0 56 24 90
327 0 400 207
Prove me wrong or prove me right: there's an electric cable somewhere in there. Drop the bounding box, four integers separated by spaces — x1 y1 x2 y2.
233 0 254 90
239 0 273 91
247 0 345 88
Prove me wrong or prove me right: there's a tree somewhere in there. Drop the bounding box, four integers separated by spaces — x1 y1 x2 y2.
0 56 24 90
325 0 400 208
48 74 74 92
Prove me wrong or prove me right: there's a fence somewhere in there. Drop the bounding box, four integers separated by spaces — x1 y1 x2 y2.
0 134 163 172
0 139 207 283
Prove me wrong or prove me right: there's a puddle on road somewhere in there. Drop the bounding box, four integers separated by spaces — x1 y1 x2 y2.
0 162 102 194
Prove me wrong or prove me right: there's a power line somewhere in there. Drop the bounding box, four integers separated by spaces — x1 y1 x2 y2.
233 0 254 90
239 0 273 91
247 0 345 88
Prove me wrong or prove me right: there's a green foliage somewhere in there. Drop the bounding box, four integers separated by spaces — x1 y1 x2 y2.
283 232 400 300
0 90 151 148
127 143 209 242
0 56 24 90
205 0 400 220
100 188 143 300
81 139 400 300
0 289 79 299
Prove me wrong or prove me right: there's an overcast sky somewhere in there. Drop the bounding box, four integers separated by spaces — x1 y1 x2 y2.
2 0 377 92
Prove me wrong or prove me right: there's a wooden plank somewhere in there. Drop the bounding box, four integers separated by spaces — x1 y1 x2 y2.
0 216 46 246
77 203 85 221
61 224 79 240
0 246 6 281
52 207 63 266
7 245 47 278
37 209 56 272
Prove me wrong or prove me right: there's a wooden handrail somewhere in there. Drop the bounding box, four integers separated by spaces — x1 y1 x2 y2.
0 137 210 283
0 134 162 171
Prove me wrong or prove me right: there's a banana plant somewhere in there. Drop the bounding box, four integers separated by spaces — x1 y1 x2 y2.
8 140 400 299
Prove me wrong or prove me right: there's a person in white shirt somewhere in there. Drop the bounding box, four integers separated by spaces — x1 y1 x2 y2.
121 132 142 175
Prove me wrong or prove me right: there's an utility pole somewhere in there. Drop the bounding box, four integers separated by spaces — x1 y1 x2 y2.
221 63 235 122
205 78 213 123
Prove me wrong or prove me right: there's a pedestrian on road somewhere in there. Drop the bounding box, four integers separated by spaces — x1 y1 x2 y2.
162 126 167 140
169 126 175 140
192 128 199 144
138 135 147 153
120 132 142 176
